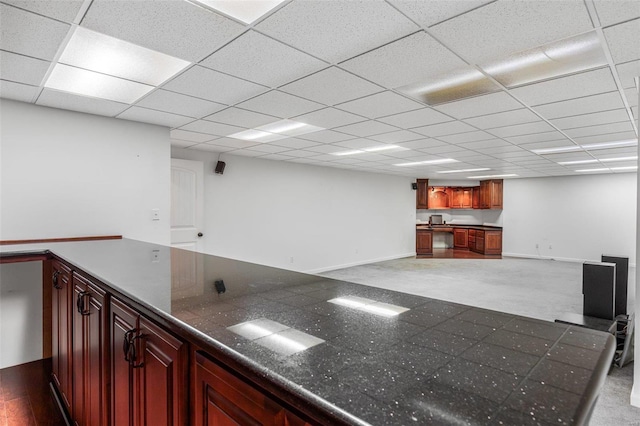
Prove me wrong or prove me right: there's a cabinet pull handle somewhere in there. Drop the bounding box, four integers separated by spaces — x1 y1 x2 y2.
130 334 145 369
76 291 90 315
52 271 62 289
123 329 136 363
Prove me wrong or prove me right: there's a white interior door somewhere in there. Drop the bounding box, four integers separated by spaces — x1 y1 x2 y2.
171 158 204 251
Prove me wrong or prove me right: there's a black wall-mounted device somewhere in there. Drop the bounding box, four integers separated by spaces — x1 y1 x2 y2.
215 161 226 175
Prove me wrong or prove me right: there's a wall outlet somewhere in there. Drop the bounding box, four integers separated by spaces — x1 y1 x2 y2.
151 250 160 263
151 208 160 221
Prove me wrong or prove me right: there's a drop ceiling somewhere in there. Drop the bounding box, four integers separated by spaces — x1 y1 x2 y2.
1 0 638 179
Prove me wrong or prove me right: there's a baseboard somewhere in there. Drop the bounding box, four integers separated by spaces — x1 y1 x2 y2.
631 384 640 408
502 252 637 267
307 252 416 274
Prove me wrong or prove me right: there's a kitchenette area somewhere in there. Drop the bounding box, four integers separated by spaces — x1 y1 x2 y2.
414 179 504 257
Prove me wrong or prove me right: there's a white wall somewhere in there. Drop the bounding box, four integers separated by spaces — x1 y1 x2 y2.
0 99 170 244
0 262 42 368
502 173 637 264
171 148 416 273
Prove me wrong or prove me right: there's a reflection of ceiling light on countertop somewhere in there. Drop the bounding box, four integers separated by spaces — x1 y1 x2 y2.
193 0 286 23
394 158 459 166
398 31 605 105
437 168 491 174
45 27 190 103
328 296 409 317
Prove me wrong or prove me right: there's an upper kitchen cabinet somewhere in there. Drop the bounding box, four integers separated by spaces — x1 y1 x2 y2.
428 186 450 209
451 187 473 209
416 179 429 209
479 179 503 210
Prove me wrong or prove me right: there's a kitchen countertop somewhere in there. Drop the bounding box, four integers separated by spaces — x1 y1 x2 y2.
1 239 614 425
416 223 503 231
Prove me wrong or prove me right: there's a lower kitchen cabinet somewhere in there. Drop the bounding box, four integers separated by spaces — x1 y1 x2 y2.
453 228 468 249
51 260 73 414
72 273 108 426
469 230 502 255
110 297 188 426
193 351 311 426
416 229 433 255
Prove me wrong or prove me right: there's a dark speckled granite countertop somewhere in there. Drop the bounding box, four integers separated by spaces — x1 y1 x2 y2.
1 239 614 425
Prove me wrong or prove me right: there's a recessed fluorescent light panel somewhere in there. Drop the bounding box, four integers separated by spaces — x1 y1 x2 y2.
533 139 638 155
195 0 286 24
482 31 606 87
328 296 409 317
558 156 638 165
45 27 190 103
467 174 518 179
230 120 324 142
575 166 638 173
331 145 405 156
398 31 605 105
227 318 324 356
394 158 459 167
437 168 491 174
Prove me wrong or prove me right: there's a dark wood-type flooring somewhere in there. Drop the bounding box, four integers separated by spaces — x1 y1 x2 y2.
419 248 502 259
0 359 65 426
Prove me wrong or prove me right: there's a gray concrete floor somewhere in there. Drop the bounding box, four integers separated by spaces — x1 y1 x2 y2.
322 256 639 426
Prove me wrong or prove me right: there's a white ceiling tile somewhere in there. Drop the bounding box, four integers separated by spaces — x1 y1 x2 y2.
0 79 38 102
205 137 259 149
633 106 638 119
82 0 244 62
304 144 344 154
593 1 640 27
430 0 593 63
136 89 226 118
271 137 320 149
480 144 525 154
603 19 640 64
36 89 128 117
465 108 541 129
506 131 569 145
541 152 594 162
550 109 631 130
170 139 198 148
3 0 84 22
277 149 322 158
434 92 523 119
437 130 494 144
179 120 245 136
389 0 492 27
532 91 626 119
456 139 512 150
340 31 469 88
190 143 236 153
333 120 399 137
229 149 267 157
255 0 417 63
336 91 424 119
411 120 476 137
204 107 277 128
117 106 193 128
624 88 638 107
163 66 267 105
0 51 49 86
397 139 446 150
616 60 640 89
368 130 424 144
0 4 70 60
572 131 638 145
298 129 356 143
236 90 323 118
510 68 618 106
378 107 453 128
334 139 387 150
590 147 638 157
169 129 216 143
243 143 291 154
519 140 582 151
292 108 365 129
564 121 635 138
280 67 382 106
261 153 296 161
419 144 468 154
200 30 325 87
488 121 555 138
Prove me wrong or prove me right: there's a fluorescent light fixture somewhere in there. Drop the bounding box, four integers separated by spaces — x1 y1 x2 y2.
256 120 324 137
331 145 403 156
332 149 364 156
482 32 606 87
398 68 498 105
576 168 609 173
582 139 637 150
611 166 638 171
558 156 638 165
466 174 518 179
436 168 491 174
328 296 409 317
531 145 582 154
58 27 190 86
45 64 154 103
576 166 638 173
194 0 286 24
228 129 286 142
394 158 459 167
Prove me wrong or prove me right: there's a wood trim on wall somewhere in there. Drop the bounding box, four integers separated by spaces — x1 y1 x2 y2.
0 235 122 245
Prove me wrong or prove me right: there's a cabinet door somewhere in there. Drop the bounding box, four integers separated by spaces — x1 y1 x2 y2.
472 187 480 209
416 230 433 255
490 180 503 209
138 317 188 426
453 229 468 249
461 188 473 209
475 231 485 253
450 188 461 209
428 187 450 209
52 260 73 413
484 231 503 255
111 299 138 426
194 351 285 426
416 179 429 209
72 274 108 426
